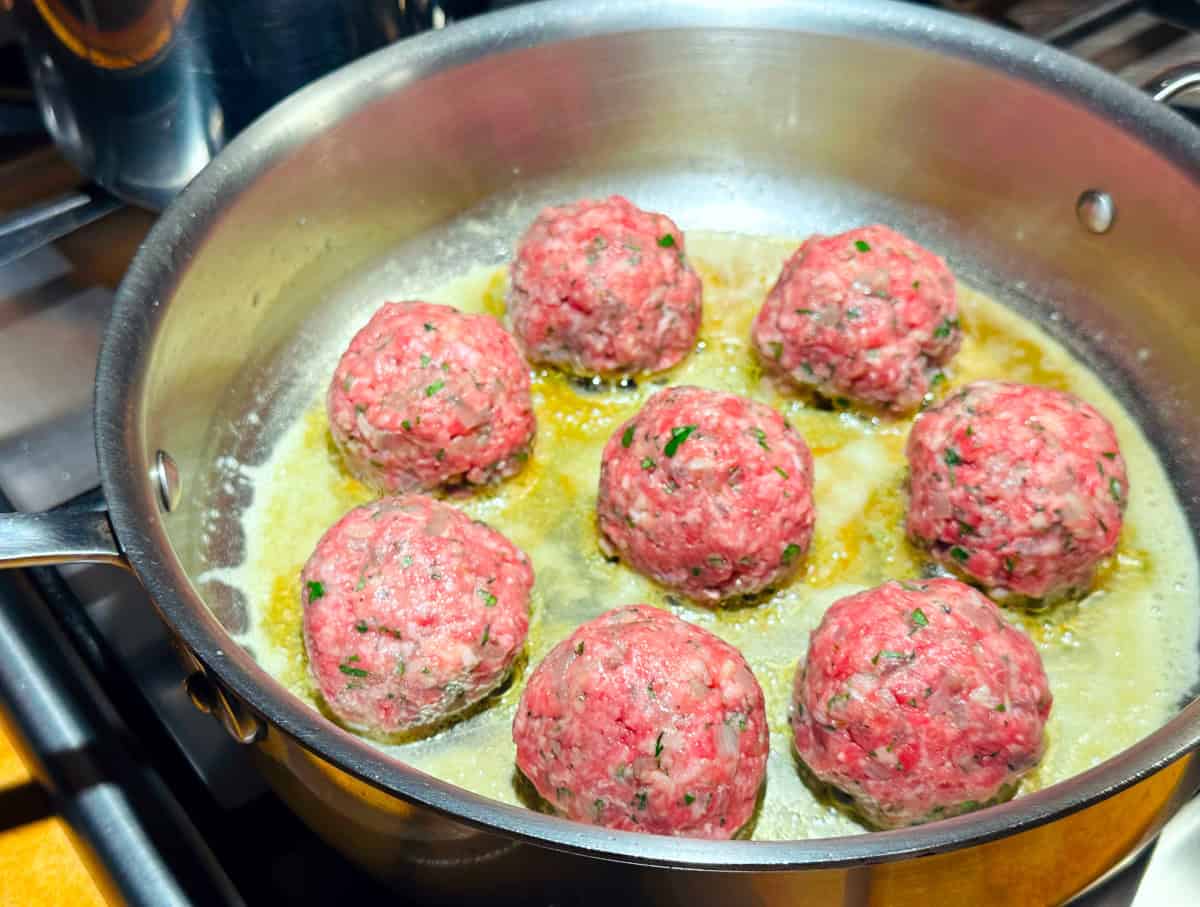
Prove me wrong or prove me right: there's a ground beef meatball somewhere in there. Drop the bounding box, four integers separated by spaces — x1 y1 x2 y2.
513 605 768 838
301 495 534 736
906 380 1128 600
751 224 960 412
791 579 1051 829
328 301 535 494
596 386 815 603
508 195 703 376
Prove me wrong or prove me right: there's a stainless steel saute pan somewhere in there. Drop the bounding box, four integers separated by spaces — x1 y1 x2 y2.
3 2 1200 903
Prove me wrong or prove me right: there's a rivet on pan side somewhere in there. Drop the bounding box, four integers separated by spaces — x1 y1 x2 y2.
1076 189 1116 234
154 450 182 512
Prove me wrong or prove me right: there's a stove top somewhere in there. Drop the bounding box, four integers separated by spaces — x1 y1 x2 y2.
0 2 1197 905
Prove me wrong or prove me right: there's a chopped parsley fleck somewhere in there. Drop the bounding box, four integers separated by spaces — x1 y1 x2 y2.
480 624 490 646
664 424 698 457
958 519 975 536
621 424 635 448
574 641 584 656
420 353 431 367
691 566 701 576
827 692 850 710
910 608 929 630
654 732 664 760
781 543 802 564
1110 477 1122 503
634 791 648 810
401 419 412 431
423 322 436 332
435 448 445 461
912 280 921 290
641 457 656 471
402 555 413 568
751 427 769 450
995 703 1007 712
1103 451 1117 460
396 660 405 677
355 621 368 633
768 341 783 361
1004 556 1016 573
684 793 695 805
950 546 969 563
657 233 676 248
306 580 324 602
593 798 605 816
355 575 366 591
934 317 959 339
943 447 962 466
338 660 368 678
846 307 862 320
854 239 871 253
930 372 946 388
646 684 656 699
425 379 444 397
871 649 911 666
478 588 497 607
795 308 815 316
774 466 789 480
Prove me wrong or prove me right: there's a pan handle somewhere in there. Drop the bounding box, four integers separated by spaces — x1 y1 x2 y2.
1144 63 1200 105
0 507 128 570
0 187 123 270
0 499 264 742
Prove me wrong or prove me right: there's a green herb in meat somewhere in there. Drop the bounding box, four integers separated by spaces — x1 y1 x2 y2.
664 424 698 457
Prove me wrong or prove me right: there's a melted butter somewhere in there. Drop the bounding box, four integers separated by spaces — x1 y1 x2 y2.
231 231 1199 839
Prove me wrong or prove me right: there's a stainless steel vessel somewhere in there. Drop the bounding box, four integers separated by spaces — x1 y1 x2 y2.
2 2 1200 903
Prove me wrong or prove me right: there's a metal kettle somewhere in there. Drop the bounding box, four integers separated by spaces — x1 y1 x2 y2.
1 0 477 261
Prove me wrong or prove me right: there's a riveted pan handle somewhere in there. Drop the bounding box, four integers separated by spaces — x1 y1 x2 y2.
0 496 265 743
1144 63 1200 105
0 504 128 569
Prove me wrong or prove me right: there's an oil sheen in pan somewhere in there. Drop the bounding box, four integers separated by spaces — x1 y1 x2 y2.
224 232 1200 841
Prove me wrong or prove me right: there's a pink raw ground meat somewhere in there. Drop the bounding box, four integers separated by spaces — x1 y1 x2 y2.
328 301 535 494
302 495 534 736
791 579 1052 829
597 385 815 603
513 605 768 838
752 224 960 412
906 380 1128 600
508 195 702 376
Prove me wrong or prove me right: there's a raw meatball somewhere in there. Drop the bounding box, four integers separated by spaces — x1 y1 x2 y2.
513 605 768 838
791 579 1052 829
301 495 534 736
328 301 535 494
508 195 703 376
906 380 1128 600
751 224 960 412
597 386 815 602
